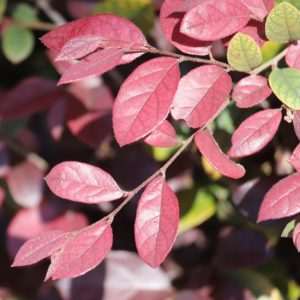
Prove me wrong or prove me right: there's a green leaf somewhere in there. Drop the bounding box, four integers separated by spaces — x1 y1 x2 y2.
269 68 300 109
0 0 7 22
261 41 286 63
276 0 300 11
227 32 262 72
266 2 300 43
94 0 155 34
12 2 39 25
179 188 216 233
281 219 296 237
2 24 34 64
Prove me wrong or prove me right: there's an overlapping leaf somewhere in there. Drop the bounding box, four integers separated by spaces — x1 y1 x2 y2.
45 161 125 203
195 130 245 179
293 223 300 251
159 0 211 56
286 41 300 70
180 0 251 41
293 111 300 140
228 109 282 158
232 75 272 108
171 65 232 128
241 0 274 21
289 144 300 172
269 68 300 110
258 173 300 221
227 33 262 72
265 2 300 43
113 57 180 146
135 176 179 267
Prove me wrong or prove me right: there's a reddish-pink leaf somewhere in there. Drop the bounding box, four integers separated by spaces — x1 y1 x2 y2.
55 36 104 61
228 109 282 158
113 57 180 146
258 173 300 221
45 161 125 203
40 14 147 64
0 78 62 121
7 160 45 208
171 65 232 128
241 0 274 21
58 48 124 85
232 75 272 108
239 21 267 48
0 186 5 207
159 0 211 56
47 220 113 279
293 223 300 251
0 143 9 178
12 230 68 267
294 111 300 140
47 99 66 141
180 0 251 41
144 120 178 147
286 41 300 70
194 130 246 179
134 176 179 268
289 144 300 172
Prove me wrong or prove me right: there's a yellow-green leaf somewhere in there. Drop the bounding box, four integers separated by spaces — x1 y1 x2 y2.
261 41 286 63
276 0 300 11
266 2 300 43
227 32 262 72
179 189 216 233
269 68 300 109
12 3 39 25
0 0 7 22
2 24 34 64
94 0 155 35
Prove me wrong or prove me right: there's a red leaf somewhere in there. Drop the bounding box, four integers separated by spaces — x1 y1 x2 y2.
289 144 300 172
194 130 245 179
286 41 300 70
241 0 274 21
144 120 178 147
239 21 267 48
258 173 300 221
159 0 211 56
232 75 272 108
47 99 66 141
0 143 9 178
134 176 179 268
47 220 113 279
113 57 180 146
171 65 232 128
0 78 61 121
45 161 125 203
40 14 147 64
7 161 45 208
58 48 124 85
0 186 5 207
294 111 300 140
293 223 300 251
12 230 68 267
180 0 251 41
55 36 104 61
228 109 282 158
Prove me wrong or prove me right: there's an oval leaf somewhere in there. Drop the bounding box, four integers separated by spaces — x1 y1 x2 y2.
159 0 211 56
258 173 300 221
293 111 300 140
269 68 300 110
47 220 113 279
144 120 178 148
135 176 179 268
180 0 251 41
12 230 68 267
113 57 180 146
58 48 124 85
289 143 300 172
40 14 147 64
195 130 245 179
45 161 125 203
286 41 300 70
265 2 300 43
232 75 272 108
241 0 274 21
228 109 282 158
227 33 262 72
171 65 232 128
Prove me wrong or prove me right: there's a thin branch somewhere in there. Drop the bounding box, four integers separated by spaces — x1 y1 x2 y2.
36 0 66 25
18 20 56 31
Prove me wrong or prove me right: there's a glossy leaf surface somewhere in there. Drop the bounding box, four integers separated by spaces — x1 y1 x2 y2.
135 176 179 268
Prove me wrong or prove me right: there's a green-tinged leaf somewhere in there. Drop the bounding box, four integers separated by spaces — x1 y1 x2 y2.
151 145 178 162
261 41 286 63
276 0 300 10
215 108 235 134
12 3 39 24
0 0 7 22
269 68 300 109
288 280 300 300
227 33 262 72
94 0 155 34
281 219 296 237
2 24 34 64
179 188 216 232
266 2 300 43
